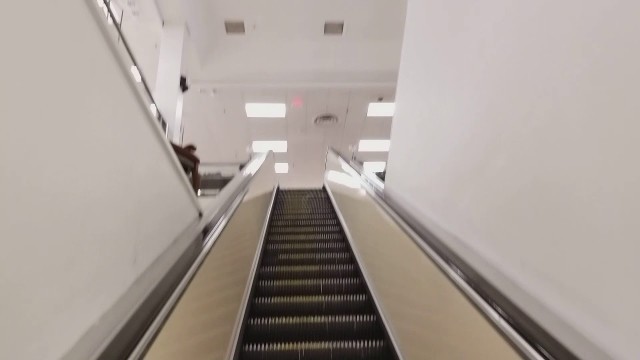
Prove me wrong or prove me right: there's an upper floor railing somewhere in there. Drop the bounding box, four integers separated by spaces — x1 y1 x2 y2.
95 0 167 134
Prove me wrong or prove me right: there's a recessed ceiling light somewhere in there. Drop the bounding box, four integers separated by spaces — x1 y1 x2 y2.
275 162 289 174
245 103 287 118
367 102 395 117
130 65 142 83
252 140 288 153
358 139 391 152
363 161 386 173
324 21 344 35
225 20 245 34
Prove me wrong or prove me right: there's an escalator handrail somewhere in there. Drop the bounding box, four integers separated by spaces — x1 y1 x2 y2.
333 151 386 197
96 0 166 128
326 148 576 360
125 151 273 359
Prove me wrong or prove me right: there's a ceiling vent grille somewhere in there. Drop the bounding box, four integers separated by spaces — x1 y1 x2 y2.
225 20 245 34
314 113 339 126
324 21 344 35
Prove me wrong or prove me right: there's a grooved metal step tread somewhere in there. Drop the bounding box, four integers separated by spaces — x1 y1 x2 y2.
259 264 357 280
242 340 388 360
269 225 342 233
271 219 339 227
271 212 336 216
244 315 383 342
261 252 352 265
266 242 347 251
271 214 337 220
238 189 394 359
256 278 363 296
252 294 372 316
268 233 344 241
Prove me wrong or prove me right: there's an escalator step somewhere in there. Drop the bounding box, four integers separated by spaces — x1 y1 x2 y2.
272 211 336 216
269 225 342 233
261 252 351 265
242 340 387 360
244 315 383 342
242 340 388 360
270 219 339 227
268 233 343 242
259 264 357 280
256 278 363 296
271 213 336 221
252 294 372 316
265 242 347 253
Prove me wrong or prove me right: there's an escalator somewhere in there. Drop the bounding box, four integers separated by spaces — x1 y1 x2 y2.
121 151 557 360
238 189 397 360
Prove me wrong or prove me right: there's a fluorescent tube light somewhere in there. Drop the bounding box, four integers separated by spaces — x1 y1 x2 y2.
367 102 395 117
245 103 286 118
358 139 390 152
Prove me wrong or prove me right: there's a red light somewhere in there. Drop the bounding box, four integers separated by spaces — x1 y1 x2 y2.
291 96 303 109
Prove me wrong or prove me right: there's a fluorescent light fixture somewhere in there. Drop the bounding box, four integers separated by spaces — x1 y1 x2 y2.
251 140 288 153
245 103 286 118
149 103 157 117
130 65 142 83
367 102 395 117
358 139 390 152
275 163 289 174
363 161 386 173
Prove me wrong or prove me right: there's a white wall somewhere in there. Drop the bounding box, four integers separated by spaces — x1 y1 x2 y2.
0 1 200 359
119 14 161 90
386 1 640 359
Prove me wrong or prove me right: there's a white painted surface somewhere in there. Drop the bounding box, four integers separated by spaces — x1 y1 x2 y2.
119 14 161 90
154 25 187 143
185 0 407 85
386 1 640 359
0 2 199 359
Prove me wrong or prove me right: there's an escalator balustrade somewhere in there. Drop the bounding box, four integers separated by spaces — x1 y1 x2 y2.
238 189 396 360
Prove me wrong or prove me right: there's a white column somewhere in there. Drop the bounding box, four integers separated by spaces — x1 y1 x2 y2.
154 25 186 144
386 1 640 359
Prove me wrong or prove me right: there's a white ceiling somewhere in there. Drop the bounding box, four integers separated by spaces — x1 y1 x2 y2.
117 0 407 188
184 0 407 85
